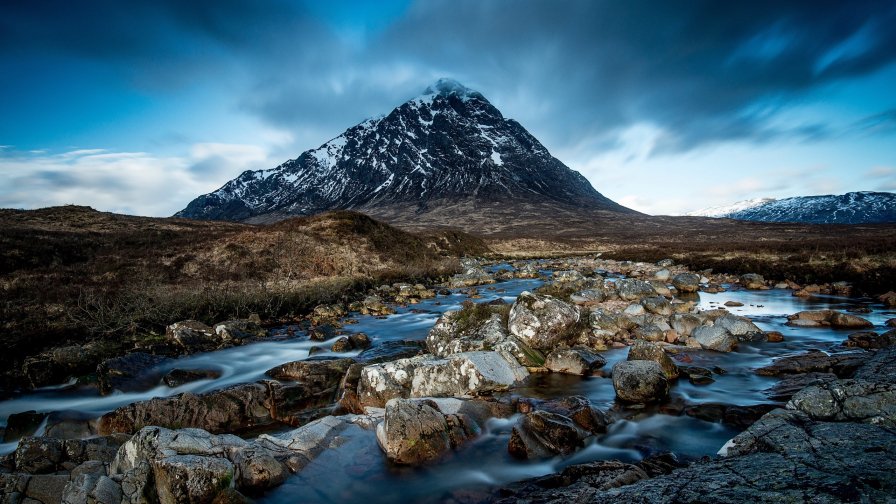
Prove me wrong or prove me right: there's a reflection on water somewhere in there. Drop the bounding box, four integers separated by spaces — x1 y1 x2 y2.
1 265 893 499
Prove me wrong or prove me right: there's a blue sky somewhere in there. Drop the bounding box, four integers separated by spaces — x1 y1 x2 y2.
1 0 894 216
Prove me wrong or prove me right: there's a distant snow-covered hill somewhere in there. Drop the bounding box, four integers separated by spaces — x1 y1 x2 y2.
688 191 896 224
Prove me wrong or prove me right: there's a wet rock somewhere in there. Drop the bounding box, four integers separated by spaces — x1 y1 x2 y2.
599 409 896 503
330 337 352 352
375 398 477 465
877 291 896 307
99 382 276 435
844 330 896 349
265 358 354 388
715 314 764 341
163 368 222 388
764 372 837 401
447 264 495 288
166 320 221 353
678 366 714 385
213 319 267 343
311 304 346 323
153 454 235 504
358 355 429 408
627 340 678 380
3 410 47 443
358 295 395 316
526 396 608 434
786 309 872 329
508 410 589 459
544 347 606 375
410 351 528 398
229 446 288 493
355 340 426 364
22 343 118 389
756 350 865 377
654 269 671 281
611 360 669 404
15 436 64 474
632 324 665 343
1 473 30 503
552 270 586 286
765 330 785 342
724 301 744 307
683 403 777 428
787 379 896 426
308 323 339 342
97 352 172 395
671 273 700 293
691 325 738 352
348 332 372 350
614 279 658 301
854 346 896 383
493 460 650 502
508 292 580 351
740 273 766 289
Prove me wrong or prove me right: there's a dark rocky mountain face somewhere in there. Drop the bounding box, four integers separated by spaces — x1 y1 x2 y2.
176 79 633 222
695 191 896 225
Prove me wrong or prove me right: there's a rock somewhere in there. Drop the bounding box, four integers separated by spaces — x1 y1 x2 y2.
552 270 586 285
878 291 896 307
508 410 589 459
213 319 267 343
1 473 30 503
670 314 702 338
311 304 346 322
3 410 47 443
611 360 669 404
671 273 700 293
508 292 580 351
756 350 865 377
715 314 764 341
764 372 837 401
640 296 672 316
358 295 394 316
163 368 222 388
330 337 352 352
887 318 896 328
627 340 678 379
740 273 765 289
64 435 130 466
97 352 172 395
447 268 495 288
99 382 278 435
845 330 896 349
678 366 714 385
410 351 528 398
265 358 354 388
614 279 658 301
765 331 785 342
787 379 896 426
348 332 371 350
654 269 671 281
544 348 606 375
166 320 221 353
830 311 874 329
15 437 64 474
308 323 338 342
355 340 426 364
23 474 69 504
358 355 429 408
153 454 234 504
623 303 645 316
229 446 288 492
426 305 512 358
493 460 652 502
683 403 777 428
375 398 476 465
63 473 123 504
854 346 896 384
632 324 666 343
692 325 738 352
724 301 744 307
569 288 606 305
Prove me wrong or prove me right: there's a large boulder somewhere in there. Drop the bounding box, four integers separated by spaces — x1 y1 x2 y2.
508 292 580 351
641 296 672 316
627 340 678 380
715 314 764 341
509 396 607 459
375 398 477 465
786 310 872 329
265 358 354 387
671 273 700 293
410 351 528 398
787 379 896 426
611 360 669 404
426 304 543 366
740 273 766 289
692 325 738 352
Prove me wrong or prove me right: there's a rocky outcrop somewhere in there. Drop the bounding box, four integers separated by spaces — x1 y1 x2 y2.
787 379 896 426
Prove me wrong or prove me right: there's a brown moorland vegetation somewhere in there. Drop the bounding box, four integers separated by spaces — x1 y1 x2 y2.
0 206 486 385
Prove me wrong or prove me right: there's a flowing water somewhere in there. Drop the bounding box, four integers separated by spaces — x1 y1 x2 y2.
1 265 893 502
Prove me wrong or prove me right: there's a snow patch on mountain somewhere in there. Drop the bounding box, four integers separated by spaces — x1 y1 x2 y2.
687 197 776 217
688 191 896 224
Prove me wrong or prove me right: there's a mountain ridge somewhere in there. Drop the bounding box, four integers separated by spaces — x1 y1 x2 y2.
688 191 896 224
176 78 634 224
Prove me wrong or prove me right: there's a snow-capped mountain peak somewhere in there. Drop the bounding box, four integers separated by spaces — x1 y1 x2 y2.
177 79 632 222
687 197 776 217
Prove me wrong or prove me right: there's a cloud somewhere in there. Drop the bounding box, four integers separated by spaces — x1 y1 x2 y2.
866 166 896 191
0 144 279 216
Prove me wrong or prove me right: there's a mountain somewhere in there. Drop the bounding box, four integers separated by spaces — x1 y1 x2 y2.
687 191 896 224
176 78 633 226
